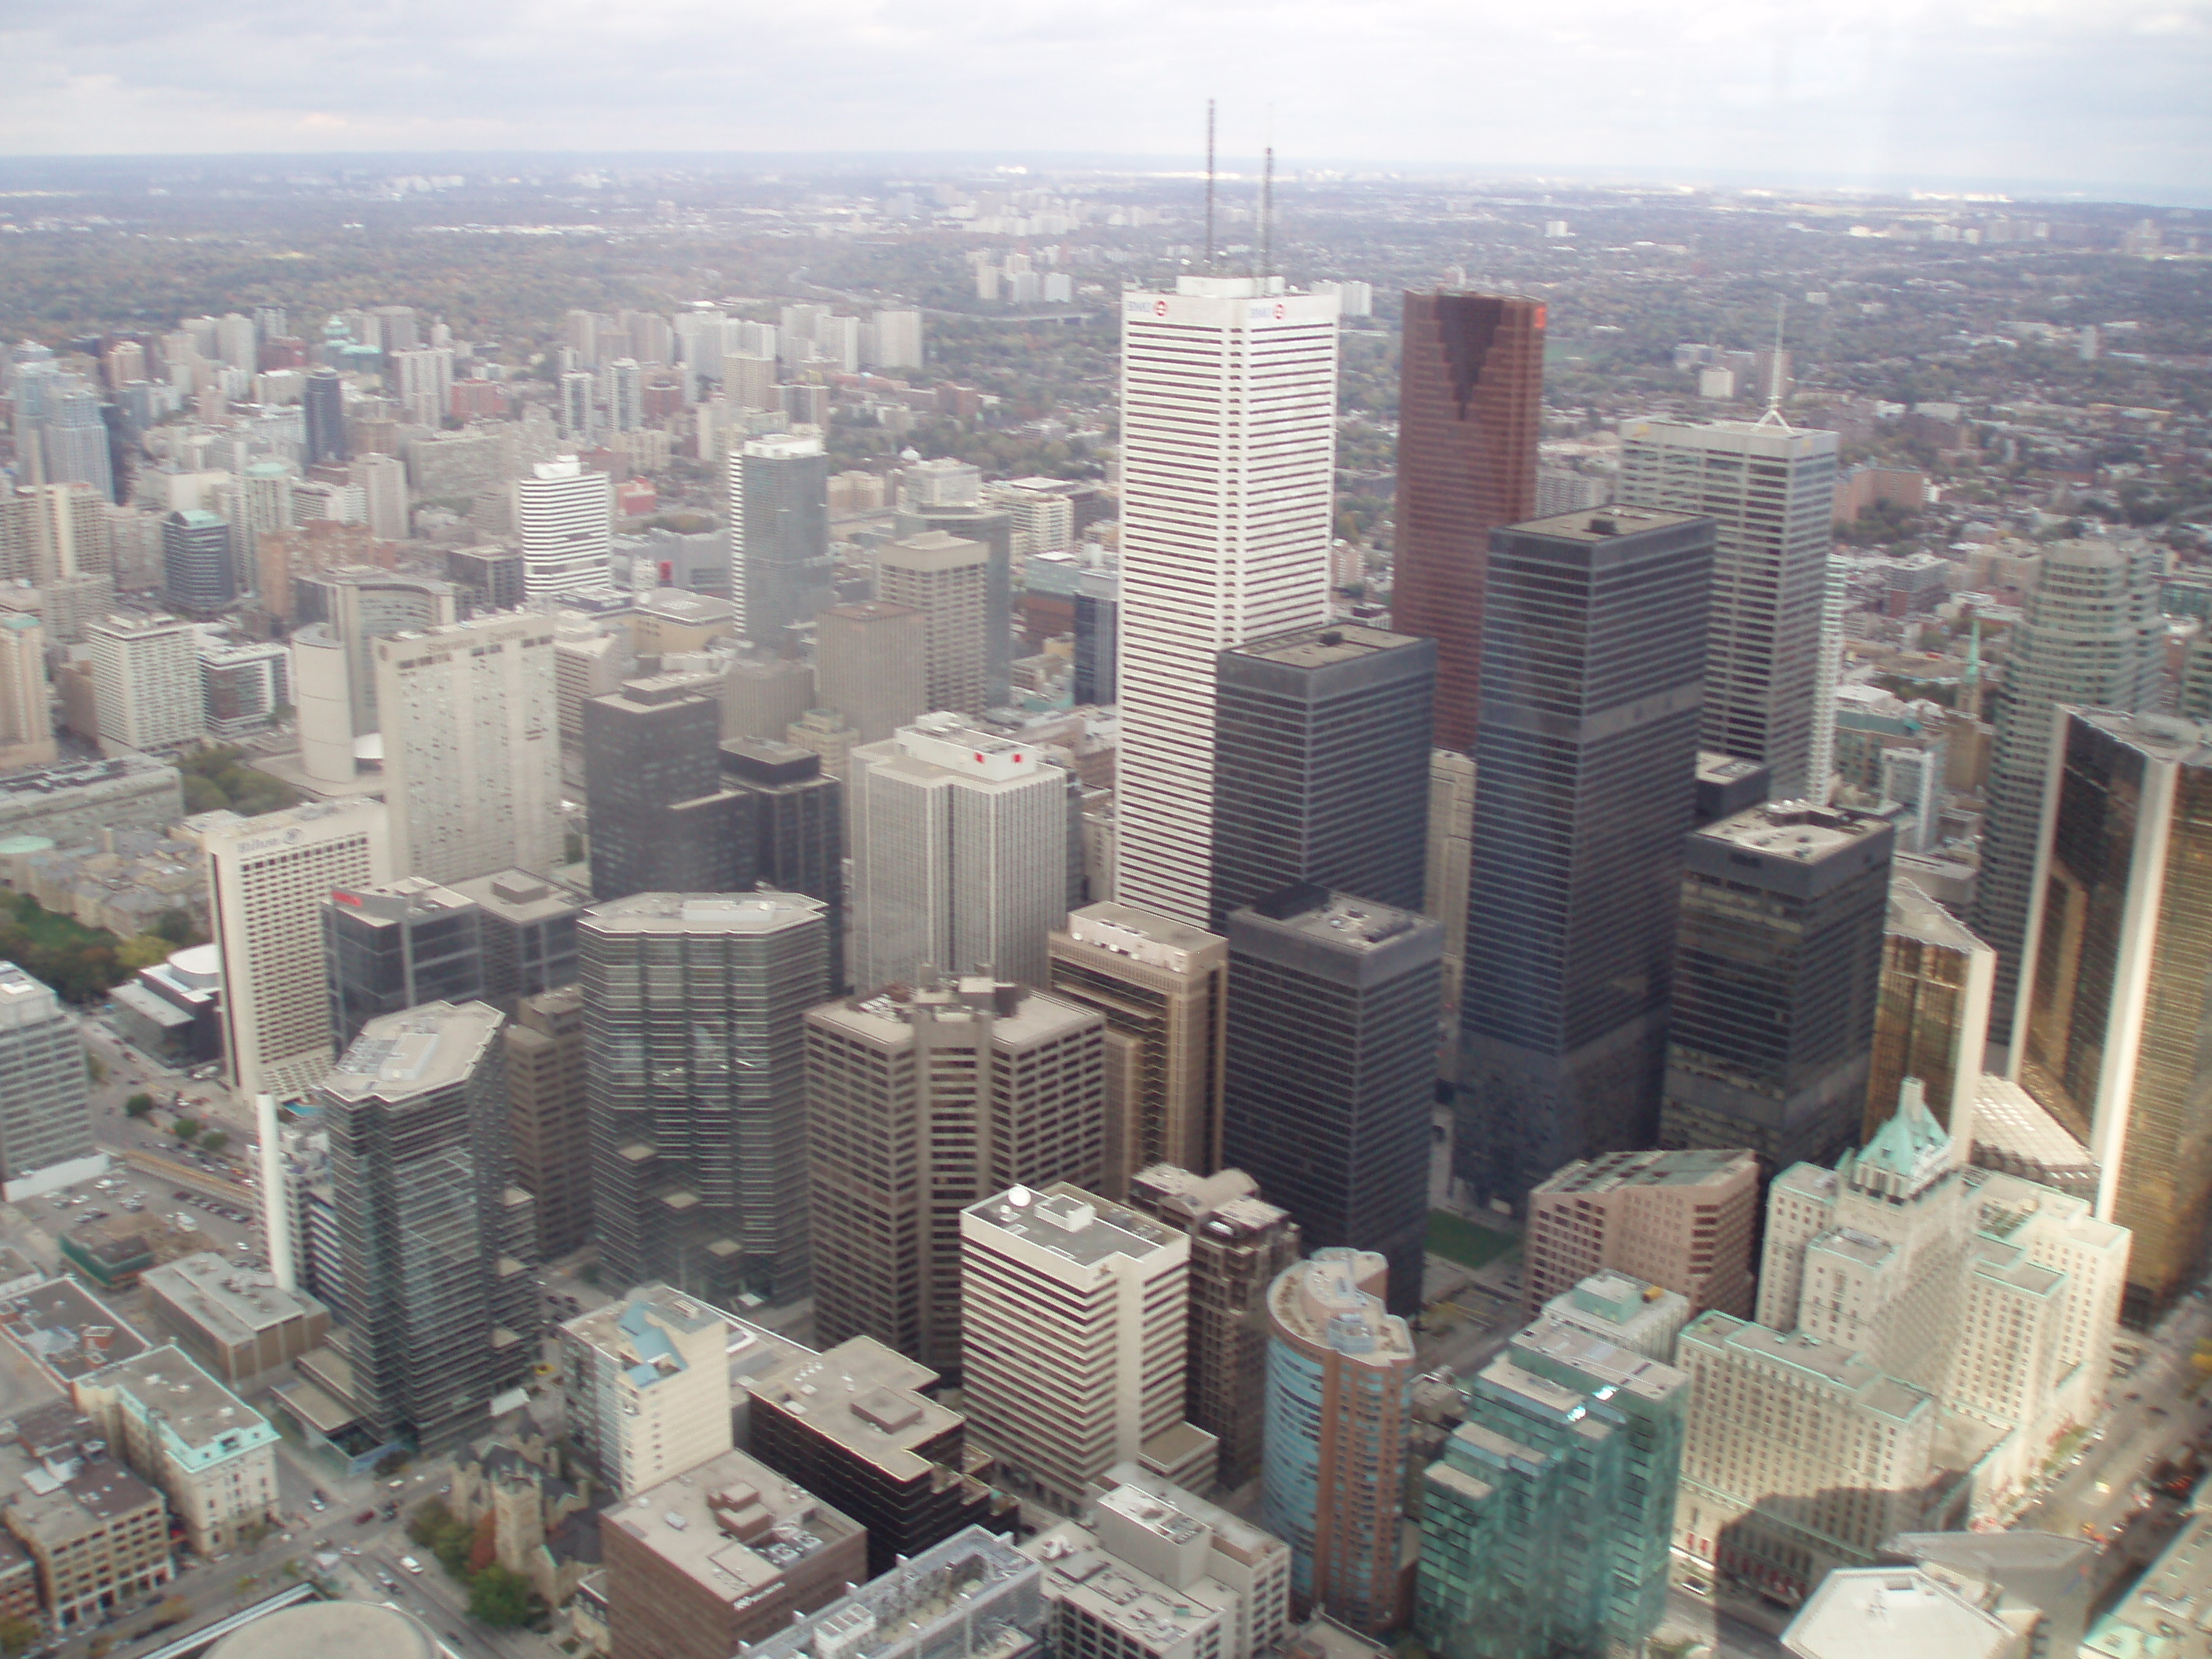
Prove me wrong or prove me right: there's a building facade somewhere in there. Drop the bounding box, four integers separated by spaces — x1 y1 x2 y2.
0 962 101 1201
1866 877 1996 1144
876 531 991 718
728 434 831 650
1522 1147 1760 1320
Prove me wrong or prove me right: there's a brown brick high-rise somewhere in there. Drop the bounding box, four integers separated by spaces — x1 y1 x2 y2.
1391 293 1544 751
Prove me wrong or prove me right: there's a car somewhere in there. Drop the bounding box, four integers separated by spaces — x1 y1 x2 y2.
354 1510 376 1525
399 1555 424 1574
308 1497 325 1512
1682 1577 1712 1599
378 1575 400 1591
172 1191 191 1201
312 1489 328 1503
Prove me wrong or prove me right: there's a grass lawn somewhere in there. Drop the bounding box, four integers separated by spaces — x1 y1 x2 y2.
6 895 119 952
1426 1210 1520 1270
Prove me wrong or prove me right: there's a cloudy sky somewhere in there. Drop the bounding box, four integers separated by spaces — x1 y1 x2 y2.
3 0 2207 201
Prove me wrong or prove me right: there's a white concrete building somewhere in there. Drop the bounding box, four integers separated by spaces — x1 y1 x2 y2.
0 961 104 1200
870 309 925 370
0 613 56 769
87 612 204 753
74 1346 280 1558
515 457 612 599
558 1286 735 1498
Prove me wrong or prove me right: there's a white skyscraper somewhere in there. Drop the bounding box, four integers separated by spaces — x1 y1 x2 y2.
391 346 455 428
1616 417 1840 802
86 612 204 753
515 457 612 599
604 357 643 433
1114 276 1341 925
0 614 55 770
373 613 563 884
870 309 925 370
350 454 409 541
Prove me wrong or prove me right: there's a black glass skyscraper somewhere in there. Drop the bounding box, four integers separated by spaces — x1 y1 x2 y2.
323 878 487 1054
302 367 347 466
1458 507 1716 1205
581 675 750 903
162 509 236 615
731 436 832 650
720 738 848 990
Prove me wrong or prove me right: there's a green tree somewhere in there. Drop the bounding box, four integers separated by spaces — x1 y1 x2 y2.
119 934 172 972
467 1564 544 1628
152 909 202 947
201 1130 229 1154
125 1093 155 1118
0 1613 38 1657
172 1117 200 1143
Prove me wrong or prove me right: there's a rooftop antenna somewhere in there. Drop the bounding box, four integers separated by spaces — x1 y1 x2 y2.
1204 99 1217 272
1260 144 1275 283
1756 297 1793 430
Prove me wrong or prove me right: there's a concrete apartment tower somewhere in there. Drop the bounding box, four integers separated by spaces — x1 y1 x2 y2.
0 613 55 770
0 961 103 1199
1864 877 1996 1145
815 600 928 743
806 978 1105 1374
961 1183 1218 1512
86 613 203 754
1115 276 1340 927
1262 1248 1416 1635
1522 1147 1760 1320
1047 902 1230 1196
558 1285 734 1499
876 531 991 718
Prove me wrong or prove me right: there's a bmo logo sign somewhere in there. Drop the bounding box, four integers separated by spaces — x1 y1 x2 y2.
1155 298 1170 317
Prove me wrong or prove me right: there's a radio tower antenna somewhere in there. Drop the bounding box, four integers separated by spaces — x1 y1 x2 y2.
1261 143 1275 281
1204 99 1217 271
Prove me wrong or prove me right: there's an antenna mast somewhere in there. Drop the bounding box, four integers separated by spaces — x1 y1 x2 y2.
1204 99 1216 271
1261 145 1274 281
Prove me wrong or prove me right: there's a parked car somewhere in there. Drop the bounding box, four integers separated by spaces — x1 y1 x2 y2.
399 1555 424 1575
354 1510 376 1525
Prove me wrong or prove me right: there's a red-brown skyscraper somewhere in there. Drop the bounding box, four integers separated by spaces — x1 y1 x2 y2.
1392 292 1544 751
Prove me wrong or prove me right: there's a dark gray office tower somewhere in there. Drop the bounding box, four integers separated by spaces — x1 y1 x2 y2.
1657 802 1893 1174
896 504 1013 705
449 869 584 1007
163 509 236 615
732 435 832 650
303 368 347 466
1221 885 1442 1315
323 877 485 1053
583 892 830 1306
1210 623 1436 931
445 547 525 613
320 1000 539 1451
582 674 749 902
720 738 847 991
1694 752 1771 826
1072 569 1118 705
1458 507 1716 1207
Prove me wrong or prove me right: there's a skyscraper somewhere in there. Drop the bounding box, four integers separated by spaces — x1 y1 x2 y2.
86 613 204 753
38 377 115 503
1522 1148 1760 1320
1072 567 1119 705
320 1000 539 1450
1615 416 1840 800
515 458 613 599
1210 622 1435 929
2016 709 2212 1320
0 961 103 1199
583 892 829 1305
876 531 991 718
582 675 746 903
1658 801 1893 1175
558 370 595 444
1972 540 2163 1055
806 978 1105 1373
1865 878 1996 1144
1115 277 1340 926
815 601 927 743
1391 292 1544 752
505 984 591 1260
0 614 56 771
1223 886 1441 1313
162 510 236 615
446 869 582 1009
729 434 830 650
849 716 1068 992
321 877 485 1053
1458 507 1714 1205
302 368 346 466
892 497 1013 707
719 738 846 989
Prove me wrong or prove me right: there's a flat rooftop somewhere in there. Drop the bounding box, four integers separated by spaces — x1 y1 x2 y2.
1515 1315 1687 1406
1227 621 1426 670
745 1336 959 1481
1698 801 1892 862
1512 506 1706 542
1786 1566 2016 1659
1684 1313 1932 1424
1533 1146 1756 1195
1269 1250 1414 1364
87 1347 274 1452
449 868 584 925
822 982 1098 1051
966 1185 1175 1273
0 1279 149 1384
141 1253 325 1342
1240 886 1431 953
2075 707 2212 767
563 1285 815 1400
322 1001 504 1103
1888 877 1992 954
1063 901 1225 961
606 1446 859 1600
582 891 826 937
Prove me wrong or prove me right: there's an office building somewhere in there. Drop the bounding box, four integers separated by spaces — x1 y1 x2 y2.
515 458 613 599
350 452 408 540
745 1335 1016 1576
720 739 847 989
198 636 287 738
1537 1269 1690 1362
504 984 591 1259
318 1001 540 1450
961 1184 1218 1511
161 510 236 616
1457 507 1715 1205
584 892 830 1305
1616 416 1840 800
137 1253 330 1397
582 675 745 903
1048 903 1229 1196
2015 709 2212 1320
1262 1249 1415 1635
743 1531 1041 1659
559 1286 735 1499
877 531 991 717
448 869 584 1009
1522 1147 1760 1320
1073 566 1119 705
850 716 1069 992
807 978 1104 1372
38 377 115 502
1416 1318 1687 1659
1783 1567 2025 1659
293 565 460 736
1115 278 1340 926
869 309 925 370
74 1346 280 1558
816 601 927 743
322 877 485 1053
375 613 564 884
203 799 392 1101
0 1403 173 1632
1223 888 1441 1313
892 498 1013 706
1972 540 2164 1053
302 368 346 465
1024 1474 1291 1659
1423 748 1477 1017
88 613 203 754
1126 1165 1302 1489
0 962 101 1201
729 435 831 649
0 615 53 775
1210 623 1435 929
1866 878 1996 1144
1392 292 1544 752
723 652 815 743
1660 802 1893 1175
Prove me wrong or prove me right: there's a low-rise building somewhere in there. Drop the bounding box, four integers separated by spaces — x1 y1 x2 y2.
1785 1566 2023 1659
0 1401 173 1632
73 1346 279 1556
0 756 181 848
138 1254 331 1397
738 1525 1044 1659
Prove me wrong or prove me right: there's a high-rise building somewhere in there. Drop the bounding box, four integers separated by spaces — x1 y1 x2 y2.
162 510 236 615
877 531 990 717
350 452 408 540
1615 417 1840 800
558 369 595 444
515 457 613 599
1073 566 1119 705
86 613 204 755
582 675 745 903
815 601 927 743
1972 540 2164 1054
1415 1317 1687 1659
1115 277 1340 926
1262 1249 1415 1635
603 357 643 432
849 716 1069 992
961 1183 1218 1511
1457 507 1715 1206
0 961 103 1199
1210 622 1435 929
891 501 1013 706
1391 292 1544 752
293 565 460 735
719 738 846 989
869 309 925 370
1423 748 1476 1016
728 435 830 649
1538 1269 1691 1362
2016 709 2212 1320
38 377 115 502
375 613 563 884
203 799 392 1101
1126 1165 1302 1489
559 1286 739 1498
321 877 485 1053
319 1000 539 1450
806 978 1104 1372
0 614 55 770
584 892 829 1305
1522 1147 1760 1319
1659 801 1893 1175
302 368 346 465
447 868 583 1009
1866 877 1996 1144
504 983 591 1260
1048 903 1229 1195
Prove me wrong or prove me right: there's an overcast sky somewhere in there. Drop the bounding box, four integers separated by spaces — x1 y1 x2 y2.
3 0 2207 201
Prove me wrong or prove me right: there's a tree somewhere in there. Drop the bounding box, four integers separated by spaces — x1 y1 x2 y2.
125 1093 155 1119
467 1511 499 1576
0 1614 38 1657
119 934 172 972
467 1564 544 1629
152 909 201 947
172 1117 200 1142
201 1130 229 1154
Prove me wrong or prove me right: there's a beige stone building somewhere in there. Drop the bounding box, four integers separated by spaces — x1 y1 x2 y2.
1523 1146 1760 1319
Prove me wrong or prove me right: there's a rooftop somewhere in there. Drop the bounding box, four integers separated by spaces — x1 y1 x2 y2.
583 890 826 938
84 1347 276 1456
1227 621 1426 670
1698 800 1894 862
1786 1566 2018 1659
1684 1313 1935 1424
321 1000 504 1103
1269 1249 1414 1366
0 1279 149 1385
1240 885 1433 952
965 1185 1177 1274
745 1336 960 1482
562 1285 814 1402
1512 506 1708 543
606 1446 860 1601
448 868 585 925
1060 902 1225 969
738 1525 1039 1659
1888 878 1994 954
1533 1146 1758 1196
2075 707 2212 768
822 980 1099 1051
141 1253 327 1343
